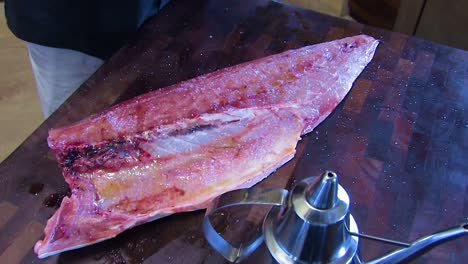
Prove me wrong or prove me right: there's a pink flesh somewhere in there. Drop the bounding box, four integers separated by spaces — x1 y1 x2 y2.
35 35 379 258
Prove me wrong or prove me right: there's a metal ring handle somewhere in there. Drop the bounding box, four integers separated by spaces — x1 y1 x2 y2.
203 188 288 263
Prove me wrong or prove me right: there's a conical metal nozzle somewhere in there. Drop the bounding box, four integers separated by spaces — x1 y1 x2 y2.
307 170 339 209
264 170 358 263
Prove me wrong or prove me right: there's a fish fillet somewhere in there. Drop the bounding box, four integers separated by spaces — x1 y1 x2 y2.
35 35 379 258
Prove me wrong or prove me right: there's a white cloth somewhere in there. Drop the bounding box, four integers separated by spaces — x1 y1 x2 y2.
27 43 104 118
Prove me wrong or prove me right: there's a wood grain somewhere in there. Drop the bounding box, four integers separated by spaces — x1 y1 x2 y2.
0 0 466 263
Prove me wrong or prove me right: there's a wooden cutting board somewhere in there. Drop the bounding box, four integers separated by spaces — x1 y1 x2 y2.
0 0 466 263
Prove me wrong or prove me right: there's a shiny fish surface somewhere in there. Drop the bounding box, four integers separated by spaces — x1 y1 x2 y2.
35 35 379 258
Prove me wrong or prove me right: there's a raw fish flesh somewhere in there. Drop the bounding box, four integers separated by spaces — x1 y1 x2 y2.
35 35 379 258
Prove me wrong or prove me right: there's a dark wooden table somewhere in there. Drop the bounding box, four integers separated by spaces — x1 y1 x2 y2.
0 0 466 263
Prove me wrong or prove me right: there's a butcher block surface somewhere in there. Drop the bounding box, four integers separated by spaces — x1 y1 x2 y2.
0 0 466 263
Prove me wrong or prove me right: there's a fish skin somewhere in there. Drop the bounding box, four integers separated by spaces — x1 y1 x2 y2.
35 35 379 258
